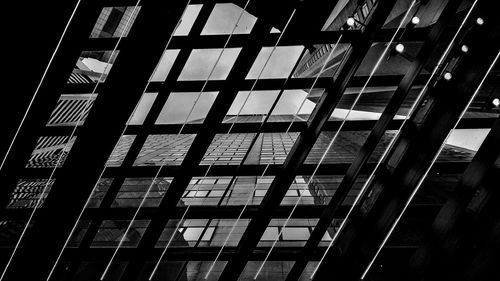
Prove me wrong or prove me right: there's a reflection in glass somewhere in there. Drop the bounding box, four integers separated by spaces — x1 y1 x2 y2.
179 48 241 81
26 136 77 168
133 134 196 166
175 5 203 36
92 220 149 247
47 94 97 126
156 92 219 124
202 3 256 35
90 7 141 38
151 50 180 82
247 46 304 79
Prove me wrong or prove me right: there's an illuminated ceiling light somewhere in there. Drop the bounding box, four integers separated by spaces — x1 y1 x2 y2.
444 72 452 80
395 43 405 53
411 16 420 25
476 17 484 25
346 17 355 27
461 45 469 53
493 98 500 107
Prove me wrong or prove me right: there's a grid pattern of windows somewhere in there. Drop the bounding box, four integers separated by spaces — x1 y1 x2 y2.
3 1 497 280
90 7 141 38
134 134 196 166
202 133 256 165
260 133 299 164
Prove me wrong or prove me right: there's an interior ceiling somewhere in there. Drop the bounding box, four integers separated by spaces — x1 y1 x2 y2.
0 0 499 281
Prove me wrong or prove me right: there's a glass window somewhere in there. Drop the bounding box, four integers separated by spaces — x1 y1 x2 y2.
179 48 241 80
156 92 219 124
246 46 304 79
128 92 158 125
90 6 141 38
151 50 180 82
254 190 267 197
174 5 203 36
201 3 256 35
282 227 310 240
261 227 279 241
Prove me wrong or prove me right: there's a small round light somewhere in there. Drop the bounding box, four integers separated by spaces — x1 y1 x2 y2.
493 98 500 107
395 43 405 53
411 16 420 25
347 17 355 27
476 17 484 25
461 45 469 53
444 72 452 80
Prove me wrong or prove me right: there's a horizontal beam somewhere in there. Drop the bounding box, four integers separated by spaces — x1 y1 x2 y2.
0 204 439 221
20 162 469 179
82 28 432 51
42 118 498 136
54 246 417 262
61 75 432 94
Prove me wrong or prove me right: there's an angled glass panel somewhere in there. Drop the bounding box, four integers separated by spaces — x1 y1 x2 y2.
26 136 76 168
225 90 280 123
297 261 319 281
156 92 219 124
293 43 351 79
0 220 35 247
444 129 490 159
73 262 126 281
133 134 196 166
128 92 158 125
246 46 304 79
202 133 256 165
151 50 180 82
179 176 232 206
198 219 250 247
268 89 319 122
175 4 203 36
91 220 149 247
239 261 294 281
86 178 114 208
112 177 172 208
255 133 299 165
66 220 91 247
7 179 55 209
90 6 141 38
220 176 274 206
157 219 209 248
47 94 97 126
186 261 227 281
68 50 119 84
139 261 184 281
201 3 256 35
179 48 241 81
257 219 317 247
280 176 315 206
106 135 136 167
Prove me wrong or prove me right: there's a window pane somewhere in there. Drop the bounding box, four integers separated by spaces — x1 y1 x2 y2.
201 3 256 35
179 48 241 80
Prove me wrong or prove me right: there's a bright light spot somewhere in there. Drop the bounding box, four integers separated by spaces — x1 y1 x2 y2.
493 98 500 107
444 72 452 80
411 16 420 25
346 17 355 27
395 43 405 53
476 17 484 25
461 45 469 53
